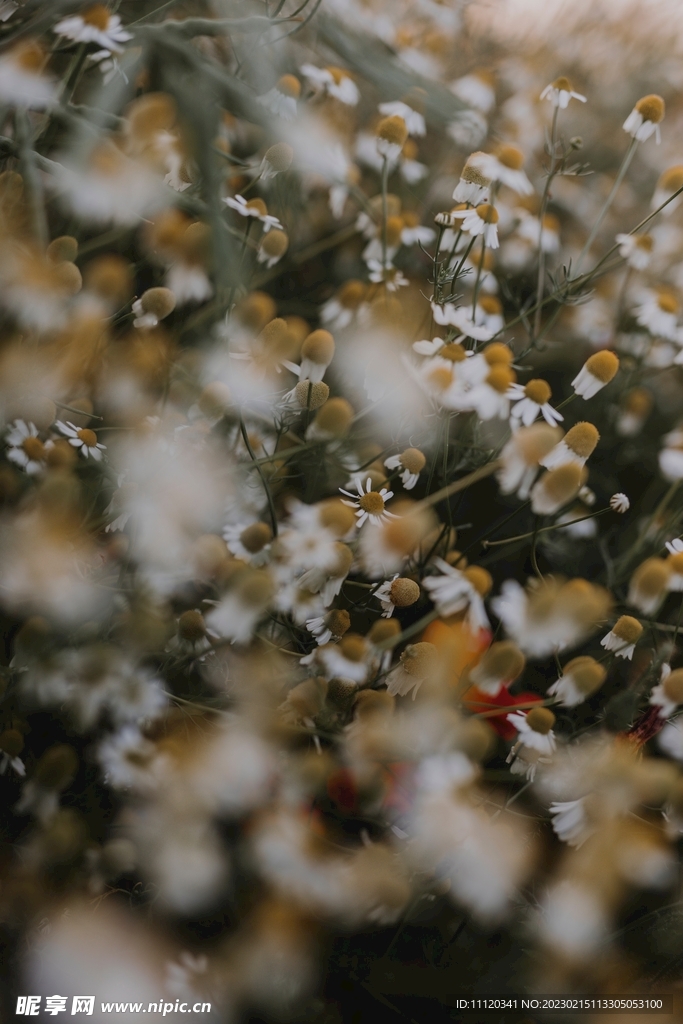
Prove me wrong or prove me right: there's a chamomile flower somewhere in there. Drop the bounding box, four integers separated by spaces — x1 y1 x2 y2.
257 229 289 268
321 280 368 330
628 558 671 616
422 558 491 632
623 94 665 144
468 147 533 196
54 5 132 53
547 657 606 707
367 261 409 291
498 423 564 499
386 642 439 699
453 152 492 204
667 538 683 555
384 447 426 490
0 40 56 108
530 463 586 516
431 301 497 342
600 615 643 660
450 71 496 114
378 99 426 137
375 575 420 617
56 421 106 461
223 521 273 565
469 640 526 696
258 74 301 121
539 421 600 470
633 287 681 340
339 477 398 528
540 76 587 108
571 351 620 399
508 379 564 428
610 492 630 513
223 195 282 232
300 64 359 105
650 666 683 719
451 202 500 249
616 233 654 270
507 708 556 780
375 115 409 162
652 166 683 215
5 420 47 474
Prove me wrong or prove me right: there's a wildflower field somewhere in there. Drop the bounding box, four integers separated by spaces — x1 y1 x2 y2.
4 0 683 1020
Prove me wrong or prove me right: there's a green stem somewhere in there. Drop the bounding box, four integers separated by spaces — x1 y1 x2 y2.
533 104 560 338
576 137 638 271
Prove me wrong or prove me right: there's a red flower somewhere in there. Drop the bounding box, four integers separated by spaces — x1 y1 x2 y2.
463 686 543 740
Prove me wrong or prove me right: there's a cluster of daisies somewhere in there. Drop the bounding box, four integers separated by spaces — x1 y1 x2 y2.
4 0 683 1007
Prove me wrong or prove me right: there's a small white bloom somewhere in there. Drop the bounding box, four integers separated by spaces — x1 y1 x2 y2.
378 100 425 136
223 195 282 232
5 419 47 474
300 64 359 105
468 149 533 197
623 95 665 144
451 203 500 249
422 558 490 632
610 492 630 513
633 288 681 341
55 420 106 461
540 78 586 109
54 9 132 53
615 233 654 270
549 798 594 847
339 476 398 528
508 382 563 428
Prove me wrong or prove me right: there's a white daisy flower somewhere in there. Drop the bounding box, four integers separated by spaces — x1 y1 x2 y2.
378 100 425 136
507 708 556 779
623 94 665 144
610 492 630 513
422 558 490 631
367 261 409 291
650 665 683 719
666 538 683 555
223 521 273 566
54 6 132 53
339 477 398 528
600 615 643 660
300 64 359 105
5 419 47 474
540 76 586 108
652 166 683 215
633 288 681 341
453 151 492 205
571 350 620 400
468 147 533 196
374 575 420 618
384 447 426 490
0 41 56 108
508 380 563 428
539 421 600 470
431 301 497 342
317 636 370 683
549 798 594 847
55 420 106 461
258 74 300 121
547 656 606 707
223 195 282 232
450 72 496 114
615 233 654 270
451 202 500 249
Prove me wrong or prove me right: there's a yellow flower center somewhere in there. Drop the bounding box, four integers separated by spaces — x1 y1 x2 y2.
524 379 551 405
359 491 386 515
553 76 573 91
475 203 499 224
657 291 679 314
525 707 556 734
635 94 665 124
82 4 111 29
22 436 45 460
77 428 97 447
427 365 454 391
496 144 524 170
441 342 467 362
277 74 301 99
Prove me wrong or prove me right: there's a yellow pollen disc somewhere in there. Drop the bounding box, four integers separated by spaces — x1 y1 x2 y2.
585 350 619 383
632 558 671 596
376 115 409 147
660 166 683 191
340 634 366 661
359 491 386 515
479 294 502 315
246 198 268 217
623 388 652 416
553 76 573 91
261 230 288 257
338 280 366 308
77 428 97 447
541 462 584 502
612 614 643 643
475 203 499 224
239 522 273 553
22 436 45 460
401 641 438 677
635 94 665 124
400 447 426 473
479 641 525 681
385 215 405 246
178 610 206 642
564 421 599 458
542 213 560 233
428 365 454 391
484 342 513 366
668 553 683 574
319 500 356 535
657 291 679 314
83 4 111 29
277 74 301 99
634 234 654 251
563 656 605 694
441 342 467 362
664 669 683 704
524 379 551 404
464 565 493 596
462 162 491 187
486 365 515 393
496 144 524 170
525 707 556 734
389 577 420 607
15 41 45 73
